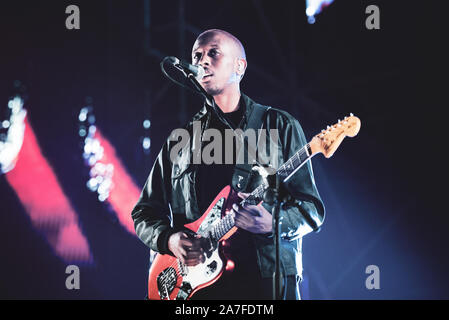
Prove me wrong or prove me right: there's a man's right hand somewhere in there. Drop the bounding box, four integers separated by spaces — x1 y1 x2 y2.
168 231 206 266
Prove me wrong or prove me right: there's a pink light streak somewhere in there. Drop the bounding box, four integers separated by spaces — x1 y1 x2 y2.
93 130 140 235
5 117 93 263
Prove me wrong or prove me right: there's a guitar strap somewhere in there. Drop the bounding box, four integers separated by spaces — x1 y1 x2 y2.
231 104 271 192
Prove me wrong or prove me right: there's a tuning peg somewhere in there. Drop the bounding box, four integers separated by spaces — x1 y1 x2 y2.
338 119 341 123
350 113 354 116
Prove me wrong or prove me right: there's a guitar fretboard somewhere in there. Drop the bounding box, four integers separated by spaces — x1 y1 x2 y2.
208 143 313 242
277 143 311 180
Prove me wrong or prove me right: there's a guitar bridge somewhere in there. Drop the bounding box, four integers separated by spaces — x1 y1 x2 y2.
157 267 177 299
176 282 192 300
206 260 217 275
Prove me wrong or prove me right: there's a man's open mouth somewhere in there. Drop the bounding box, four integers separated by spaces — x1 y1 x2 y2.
202 74 213 81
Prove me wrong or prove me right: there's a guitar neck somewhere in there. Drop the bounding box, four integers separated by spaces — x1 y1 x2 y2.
208 113 362 241
209 142 314 242
244 142 313 204
278 143 313 181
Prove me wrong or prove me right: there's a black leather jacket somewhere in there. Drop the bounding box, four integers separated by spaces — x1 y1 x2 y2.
131 94 325 278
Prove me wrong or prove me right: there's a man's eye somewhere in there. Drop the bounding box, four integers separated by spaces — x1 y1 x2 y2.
209 49 218 57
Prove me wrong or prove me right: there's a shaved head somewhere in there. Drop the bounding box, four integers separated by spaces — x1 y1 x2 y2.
191 29 248 97
195 29 246 61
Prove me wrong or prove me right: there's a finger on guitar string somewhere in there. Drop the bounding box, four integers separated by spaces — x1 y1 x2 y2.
232 202 262 217
168 231 206 266
237 192 250 200
232 203 273 234
179 246 205 266
180 240 203 254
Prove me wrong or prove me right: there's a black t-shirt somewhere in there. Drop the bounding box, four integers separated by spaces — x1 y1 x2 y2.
195 103 261 292
196 105 244 215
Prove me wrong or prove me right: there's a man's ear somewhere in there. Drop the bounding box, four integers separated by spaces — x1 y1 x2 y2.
236 58 247 77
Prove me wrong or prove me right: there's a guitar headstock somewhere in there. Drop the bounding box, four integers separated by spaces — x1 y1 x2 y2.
309 114 361 158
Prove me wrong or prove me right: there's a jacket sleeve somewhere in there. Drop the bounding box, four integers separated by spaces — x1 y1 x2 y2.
131 143 177 255
262 114 325 240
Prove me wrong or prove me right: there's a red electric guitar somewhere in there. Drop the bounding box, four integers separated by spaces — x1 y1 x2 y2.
148 114 361 300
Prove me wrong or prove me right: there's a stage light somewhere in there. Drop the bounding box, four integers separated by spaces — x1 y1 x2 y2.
95 175 104 184
78 107 114 202
77 107 141 235
142 119 151 154
98 193 108 202
308 16 316 24
88 114 95 124
4 97 92 263
2 120 10 129
142 137 151 150
8 96 23 113
306 6 315 17
78 109 87 122
87 177 98 192
0 96 26 174
225 259 235 272
305 0 335 23
98 179 111 195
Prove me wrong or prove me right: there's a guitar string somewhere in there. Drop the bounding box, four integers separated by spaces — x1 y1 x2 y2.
156 143 313 293
160 147 311 284
157 129 346 295
160 211 235 281
158 212 236 290
158 262 183 291
184 144 311 244
158 122 352 295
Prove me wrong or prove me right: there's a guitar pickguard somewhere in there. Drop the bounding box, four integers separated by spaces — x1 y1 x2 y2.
148 186 231 300
196 197 224 237
175 246 223 299
169 197 225 299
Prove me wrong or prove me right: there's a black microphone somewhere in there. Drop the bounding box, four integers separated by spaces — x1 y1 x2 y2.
166 56 205 80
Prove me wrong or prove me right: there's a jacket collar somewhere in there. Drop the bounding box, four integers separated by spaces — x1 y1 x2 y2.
191 93 256 128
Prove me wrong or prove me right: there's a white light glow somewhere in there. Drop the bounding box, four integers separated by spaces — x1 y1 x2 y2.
0 96 26 174
305 0 335 22
88 125 96 135
142 137 151 150
8 96 23 114
78 112 87 122
2 120 10 129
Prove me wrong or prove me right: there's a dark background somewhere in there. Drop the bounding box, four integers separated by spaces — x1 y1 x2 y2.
0 0 447 299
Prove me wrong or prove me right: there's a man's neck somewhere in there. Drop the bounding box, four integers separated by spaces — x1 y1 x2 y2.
213 88 241 113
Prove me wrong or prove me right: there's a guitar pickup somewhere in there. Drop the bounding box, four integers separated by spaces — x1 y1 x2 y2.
200 236 215 258
205 261 217 275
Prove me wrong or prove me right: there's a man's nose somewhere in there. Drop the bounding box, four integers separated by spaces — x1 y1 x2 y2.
198 54 210 67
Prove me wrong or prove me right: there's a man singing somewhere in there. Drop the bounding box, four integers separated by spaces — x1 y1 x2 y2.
132 29 325 300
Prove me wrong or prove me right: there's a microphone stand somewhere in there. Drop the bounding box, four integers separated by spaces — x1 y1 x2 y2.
184 68 286 300
263 174 291 300
184 71 263 165
163 57 237 131
185 72 237 131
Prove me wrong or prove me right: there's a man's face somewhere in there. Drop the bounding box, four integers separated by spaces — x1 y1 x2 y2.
191 32 240 96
